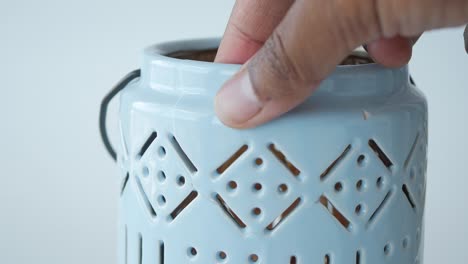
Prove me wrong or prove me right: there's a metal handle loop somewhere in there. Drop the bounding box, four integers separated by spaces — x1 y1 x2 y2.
99 69 141 162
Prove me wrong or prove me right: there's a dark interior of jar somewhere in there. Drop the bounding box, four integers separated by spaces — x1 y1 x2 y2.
166 49 374 65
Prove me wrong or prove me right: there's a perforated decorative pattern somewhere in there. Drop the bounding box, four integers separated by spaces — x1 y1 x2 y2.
115 39 428 264
118 109 427 264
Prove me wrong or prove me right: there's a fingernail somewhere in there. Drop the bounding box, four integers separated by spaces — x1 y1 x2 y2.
215 69 263 125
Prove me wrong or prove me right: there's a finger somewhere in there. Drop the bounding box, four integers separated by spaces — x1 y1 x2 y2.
366 36 413 67
216 0 383 128
364 35 421 67
216 0 468 128
215 0 294 64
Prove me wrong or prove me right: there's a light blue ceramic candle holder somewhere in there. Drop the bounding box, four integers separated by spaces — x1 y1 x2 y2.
101 38 428 264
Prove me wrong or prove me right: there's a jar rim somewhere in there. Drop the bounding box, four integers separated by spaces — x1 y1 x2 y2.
144 38 379 68
141 38 409 97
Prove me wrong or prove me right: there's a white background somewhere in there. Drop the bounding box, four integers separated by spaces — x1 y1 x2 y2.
1 0 467 263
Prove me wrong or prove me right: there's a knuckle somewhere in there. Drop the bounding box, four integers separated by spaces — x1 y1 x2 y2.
230 20 266 47
375 0 452 37
331 0 383 46
265 31 303 83
375 0 411 36
249 31 305 100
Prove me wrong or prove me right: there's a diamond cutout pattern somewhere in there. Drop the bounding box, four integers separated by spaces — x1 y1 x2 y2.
213 143 302 232
135 130 198 221
121 108 427 264
319 140 394 230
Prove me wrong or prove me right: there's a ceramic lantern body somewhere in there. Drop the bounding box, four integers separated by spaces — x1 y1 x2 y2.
116 39 428 264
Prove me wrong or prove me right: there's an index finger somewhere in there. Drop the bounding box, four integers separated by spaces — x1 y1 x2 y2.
215 0 468 128
215 0 294 64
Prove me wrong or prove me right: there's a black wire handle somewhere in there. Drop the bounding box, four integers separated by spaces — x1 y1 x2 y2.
99 69 141 162
464 25 467 53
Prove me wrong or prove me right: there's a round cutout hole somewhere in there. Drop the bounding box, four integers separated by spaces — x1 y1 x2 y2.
376 177 384 189
177 175 186 186
157 195 166 206
384 243 392 256
356 179 365 191
402 237 409 249
278 184 288 194
158 146 166 157
253 183 262 191
218 251 227 260
228 181 238 190
334 182 343 192
142 166 150 177
157 171 166 182
188 247 197 257
252 207 262 216
355 204 365 215
250 254 259 262
255 158 263 166
357 155 366 166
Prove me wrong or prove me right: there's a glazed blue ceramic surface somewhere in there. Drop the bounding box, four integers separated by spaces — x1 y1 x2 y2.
116 38 427 264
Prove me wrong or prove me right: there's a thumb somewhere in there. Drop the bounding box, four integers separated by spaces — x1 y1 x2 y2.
215 0 379 128
216 0 468 128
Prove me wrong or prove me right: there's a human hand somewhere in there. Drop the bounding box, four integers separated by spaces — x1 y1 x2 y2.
214 0 468 128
